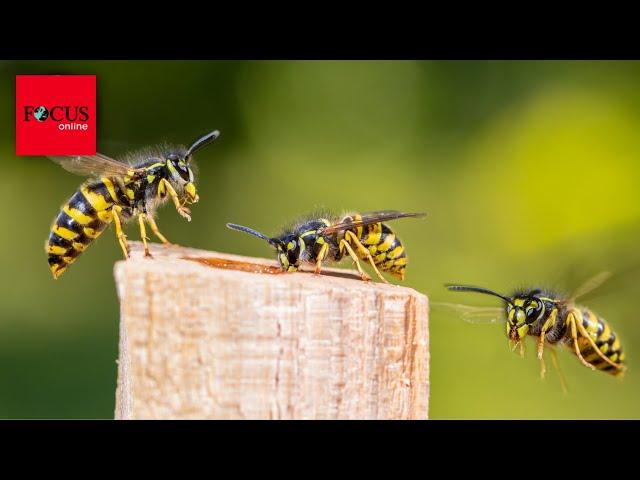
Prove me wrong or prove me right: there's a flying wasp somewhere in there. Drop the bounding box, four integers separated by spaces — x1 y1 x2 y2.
46 130 220 278
226 210 425 283
443 272 626 389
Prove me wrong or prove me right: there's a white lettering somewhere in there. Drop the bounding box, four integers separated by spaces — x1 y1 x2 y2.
58 123 88 131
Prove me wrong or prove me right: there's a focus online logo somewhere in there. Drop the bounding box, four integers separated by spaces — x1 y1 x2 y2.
16 75 96 155
23 105 91 129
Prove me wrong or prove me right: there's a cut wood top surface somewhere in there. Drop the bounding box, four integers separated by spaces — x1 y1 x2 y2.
115 241 427 296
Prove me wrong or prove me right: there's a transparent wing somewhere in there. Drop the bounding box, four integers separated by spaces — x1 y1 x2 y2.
569 271 612 302
321 210 425 235
48 153 139 178
433 302 503 325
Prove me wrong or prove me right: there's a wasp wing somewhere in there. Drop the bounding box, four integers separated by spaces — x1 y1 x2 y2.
433 302 503 324
321 210 425 235
569 271 613 303
48 153 140 178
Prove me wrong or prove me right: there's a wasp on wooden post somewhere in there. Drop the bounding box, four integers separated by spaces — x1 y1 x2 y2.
442 272 626 391
46 130 220 278
227 210 425 283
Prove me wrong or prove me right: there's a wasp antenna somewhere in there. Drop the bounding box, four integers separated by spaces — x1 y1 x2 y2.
226 223 275 245
446 284 512 304
187 130 220 158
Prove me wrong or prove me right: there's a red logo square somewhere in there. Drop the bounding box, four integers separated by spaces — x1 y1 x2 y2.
16 75 96 156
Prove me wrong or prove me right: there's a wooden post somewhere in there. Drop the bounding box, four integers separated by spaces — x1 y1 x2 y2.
114 241 429 419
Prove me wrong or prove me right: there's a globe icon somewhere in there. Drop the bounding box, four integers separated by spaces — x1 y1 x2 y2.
34 106 49 122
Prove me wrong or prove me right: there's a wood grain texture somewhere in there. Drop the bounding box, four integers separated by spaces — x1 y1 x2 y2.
114 241 429 419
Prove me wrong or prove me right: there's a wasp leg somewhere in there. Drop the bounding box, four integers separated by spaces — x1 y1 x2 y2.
146 215 176 247
344 230 388 284
339 239 371 282
548 347 569 395
539 353 546 379
538 309 557 363
509 337 526 357
112 206 129 259
572 308 624 370
535 313 555 379
567 311 596 370
160 178 191 222
138 213 152 258
314 242 329 275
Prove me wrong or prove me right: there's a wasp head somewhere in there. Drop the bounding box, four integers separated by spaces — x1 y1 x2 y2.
226 223 303 272
506 290 547 341
274 234 304 272
166 152 198 202
166 130 219 204
447 284 532 343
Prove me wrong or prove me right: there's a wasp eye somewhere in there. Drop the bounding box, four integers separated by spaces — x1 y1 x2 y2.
525 301 541 323
172 161 190 181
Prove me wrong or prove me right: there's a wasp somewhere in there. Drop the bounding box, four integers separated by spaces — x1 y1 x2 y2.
226 210 425 283
46 130 220 278
443 272 626 389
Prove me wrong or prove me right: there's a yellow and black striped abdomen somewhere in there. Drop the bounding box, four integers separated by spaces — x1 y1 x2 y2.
47 178 120 278
572 309 626 376
358 222 408 280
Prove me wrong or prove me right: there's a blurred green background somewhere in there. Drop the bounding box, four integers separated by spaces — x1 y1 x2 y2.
1 60 640 418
